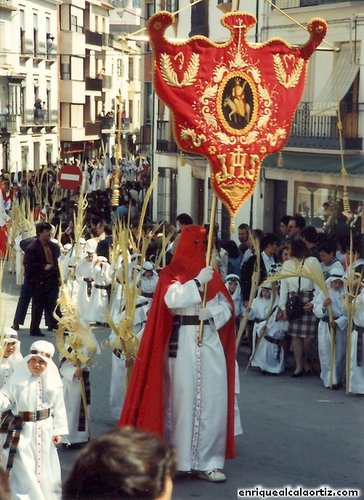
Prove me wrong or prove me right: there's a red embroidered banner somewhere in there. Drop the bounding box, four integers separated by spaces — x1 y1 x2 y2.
147 12 327 217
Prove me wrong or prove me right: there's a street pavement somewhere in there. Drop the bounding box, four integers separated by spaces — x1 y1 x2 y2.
2 270 363 500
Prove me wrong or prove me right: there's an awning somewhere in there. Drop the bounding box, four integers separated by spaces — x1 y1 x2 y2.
311 42 360 117
263 152 364 176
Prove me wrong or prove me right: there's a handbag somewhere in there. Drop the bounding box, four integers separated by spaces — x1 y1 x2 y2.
286 276 304 320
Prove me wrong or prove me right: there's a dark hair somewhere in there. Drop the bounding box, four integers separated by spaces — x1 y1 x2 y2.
289 239 309 259
277 244 289 263
290 215 306 230
62 427 176 499
280 215 291 226
238 223 250 231
318 238 337 255
176 213 193 226
104 224 113 236
301 226 317 244
261 233 279 250
222 240 240 259
352 234 364 259
36 222 52 236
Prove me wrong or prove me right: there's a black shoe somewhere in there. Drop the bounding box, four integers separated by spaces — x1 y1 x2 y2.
30 331 46 337
11 325 19 331
291 370 304 378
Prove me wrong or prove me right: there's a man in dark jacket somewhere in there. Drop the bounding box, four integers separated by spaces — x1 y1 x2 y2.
23 222 61 336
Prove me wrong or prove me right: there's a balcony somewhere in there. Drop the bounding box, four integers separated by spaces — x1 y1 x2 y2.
33 41 46 62
102 74 112 90
85 77 102 92
20 36 34 62
101 115 114 131
0 0 17 11
20 109 58 131
102 33 114 48
0 114 18 134
273 0 353 7
84 29 102 47
156 140 179 153
287 102 362 150
85 120 101 136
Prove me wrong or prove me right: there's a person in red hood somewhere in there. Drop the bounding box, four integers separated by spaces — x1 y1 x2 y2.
120 224 236 482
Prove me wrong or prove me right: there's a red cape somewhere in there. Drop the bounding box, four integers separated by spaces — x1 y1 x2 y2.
119 225 236 459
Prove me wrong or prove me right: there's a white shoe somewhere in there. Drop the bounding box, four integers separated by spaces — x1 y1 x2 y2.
196 469 226 482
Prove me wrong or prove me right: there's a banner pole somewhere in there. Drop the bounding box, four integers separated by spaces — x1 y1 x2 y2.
197 192 217 346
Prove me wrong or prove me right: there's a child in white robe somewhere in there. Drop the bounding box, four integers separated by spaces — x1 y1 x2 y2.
0 328 23 456
225 274 243 329
348 277 364 394
0 340 68 500
248 285 278 353
312 268 347 389
251 306 287 374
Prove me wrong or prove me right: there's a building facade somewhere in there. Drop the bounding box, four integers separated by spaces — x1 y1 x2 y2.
140 0 363 237
0 0 59 173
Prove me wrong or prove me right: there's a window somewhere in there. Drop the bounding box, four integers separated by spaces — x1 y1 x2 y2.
128 99 133 123
21 145 29 170
61 103 84 128
128 57 134 81
70 6 83 33
60 55 84 81
116 59 122 77
295 182 364 230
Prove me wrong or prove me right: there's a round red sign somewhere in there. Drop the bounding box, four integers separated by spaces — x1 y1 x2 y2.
58 164 82 190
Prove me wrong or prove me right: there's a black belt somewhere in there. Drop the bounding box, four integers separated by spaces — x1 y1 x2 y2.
4 408 51 473
142 292 154 298
83 278 94 297
113 348 123 359
94 284 111 290
354 324 364 366
322 316 339 323
173 315 209 326
264 335 283 361
169 315 209 359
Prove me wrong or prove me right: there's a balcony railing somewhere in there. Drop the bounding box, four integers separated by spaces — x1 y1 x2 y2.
288 102 362 150
84 29 102 46
101 115 114 130
85 120 101 136
273 0 352 7
20 109 57 127
156 140 179 153
85 77 102 91
0 114 17 133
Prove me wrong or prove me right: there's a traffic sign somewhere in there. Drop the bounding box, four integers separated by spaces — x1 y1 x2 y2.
58 164 82 190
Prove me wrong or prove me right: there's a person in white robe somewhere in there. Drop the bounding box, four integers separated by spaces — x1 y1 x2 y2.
348 277 364 394
251 306 287 374
86 256 112 323
164 270 233 482
248 285 278 353
225 274 243 328
75 246 97 323
109 295 149 422
312 268 347 389
0 340 68 500
140 261 159 304
0 328 23 457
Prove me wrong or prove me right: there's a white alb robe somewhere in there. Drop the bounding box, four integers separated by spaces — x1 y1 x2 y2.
164 280 233 472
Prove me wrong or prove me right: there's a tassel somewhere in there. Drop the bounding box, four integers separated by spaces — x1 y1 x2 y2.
230 219 236 233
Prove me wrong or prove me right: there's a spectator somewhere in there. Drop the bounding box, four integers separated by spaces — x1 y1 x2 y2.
279 240 321 377
301 226 319 257
23 222 61 336
318 239 344 279
287 215 306 241
222 240 241 276
279 215 291 242
63 427 176 499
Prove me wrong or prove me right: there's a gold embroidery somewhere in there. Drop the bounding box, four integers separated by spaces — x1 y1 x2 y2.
160 53 200 88
273 54 305 89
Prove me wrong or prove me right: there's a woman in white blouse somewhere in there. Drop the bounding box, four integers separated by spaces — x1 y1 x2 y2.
279 240 321 377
